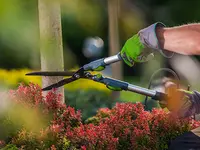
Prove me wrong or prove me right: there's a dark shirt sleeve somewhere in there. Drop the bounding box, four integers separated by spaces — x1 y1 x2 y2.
188 91 200 115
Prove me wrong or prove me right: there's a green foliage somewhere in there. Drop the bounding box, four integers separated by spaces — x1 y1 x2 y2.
0 115 21 142
84 116 100 125
61 137 71 150
0 144 18 150
65 90 121 120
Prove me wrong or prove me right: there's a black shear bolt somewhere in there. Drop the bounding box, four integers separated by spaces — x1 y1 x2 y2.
74 74 80 79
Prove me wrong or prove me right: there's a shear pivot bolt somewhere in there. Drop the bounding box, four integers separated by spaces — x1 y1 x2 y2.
75 74 80 78
85 72 90 77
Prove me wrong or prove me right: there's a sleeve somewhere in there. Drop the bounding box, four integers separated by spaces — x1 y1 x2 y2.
138 22 174 58
176 91 200 118
188 91 200 115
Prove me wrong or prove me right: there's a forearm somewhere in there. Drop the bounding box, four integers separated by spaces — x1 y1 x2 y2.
156 24 200 55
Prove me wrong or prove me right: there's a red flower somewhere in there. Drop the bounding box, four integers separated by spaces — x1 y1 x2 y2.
81 145 87 150
0 140 5 147
50 145 56 150
50 124 62 133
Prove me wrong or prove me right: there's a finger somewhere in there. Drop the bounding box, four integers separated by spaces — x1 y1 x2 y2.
128 57 135 66
121 52 134 67
145 53 154 62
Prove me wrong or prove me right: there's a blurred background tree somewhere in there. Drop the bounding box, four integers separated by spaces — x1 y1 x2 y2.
1 0 200 73
0 0 39 69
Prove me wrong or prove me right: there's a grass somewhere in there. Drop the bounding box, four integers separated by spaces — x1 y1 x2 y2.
119 76 149 103
120 91 146 102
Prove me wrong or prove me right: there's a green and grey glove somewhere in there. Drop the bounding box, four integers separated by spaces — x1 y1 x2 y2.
120 22 174 67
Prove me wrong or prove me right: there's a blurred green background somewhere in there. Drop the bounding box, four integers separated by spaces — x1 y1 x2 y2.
1 0 200 119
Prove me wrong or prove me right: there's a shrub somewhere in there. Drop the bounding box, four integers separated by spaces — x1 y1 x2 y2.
1 83 200 150
1 83 81 149
66 123 118 150
65 90 121 120
82 103 200 150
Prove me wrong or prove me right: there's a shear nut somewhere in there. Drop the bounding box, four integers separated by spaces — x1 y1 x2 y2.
74 74 80 78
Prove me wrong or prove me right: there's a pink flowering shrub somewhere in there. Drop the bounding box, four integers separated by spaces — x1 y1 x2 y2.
10 83 81 130
66 123 118 150
1 83 81 149
86 103 200 150
1 83 200 150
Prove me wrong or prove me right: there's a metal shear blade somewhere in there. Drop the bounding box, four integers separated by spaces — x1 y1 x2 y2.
42 77 77 91
41 67 87 91
26 71 75 76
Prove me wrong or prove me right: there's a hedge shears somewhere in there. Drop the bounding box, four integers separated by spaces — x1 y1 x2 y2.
26 53 167 101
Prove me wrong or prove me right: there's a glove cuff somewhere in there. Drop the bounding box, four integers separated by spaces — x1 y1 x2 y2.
138 22 174 58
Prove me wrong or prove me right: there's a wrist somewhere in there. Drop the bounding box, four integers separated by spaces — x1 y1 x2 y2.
139 22 174 58
156 26 165 49
138 22 165 49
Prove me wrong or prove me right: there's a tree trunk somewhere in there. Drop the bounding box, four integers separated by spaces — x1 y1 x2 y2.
108 0 122 100
38 0 65 103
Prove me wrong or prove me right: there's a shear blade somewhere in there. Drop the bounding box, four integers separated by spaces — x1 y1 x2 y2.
42 77 77 91
26 71 75 76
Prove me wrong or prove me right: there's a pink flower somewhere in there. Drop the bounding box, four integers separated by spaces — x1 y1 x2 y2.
50 124 62 133
81 145 87 150
0 140 5 146
51 145 56 150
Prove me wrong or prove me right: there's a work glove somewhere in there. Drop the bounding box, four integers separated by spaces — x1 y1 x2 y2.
159 82 200 118
120 22 174 67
